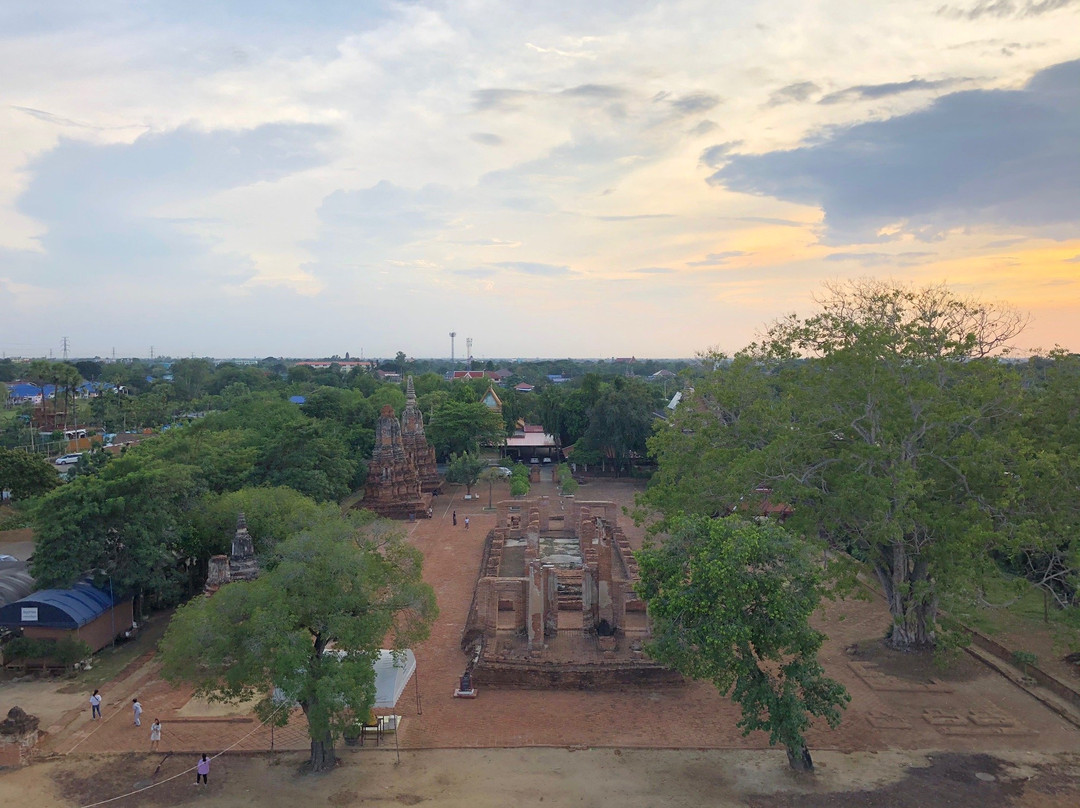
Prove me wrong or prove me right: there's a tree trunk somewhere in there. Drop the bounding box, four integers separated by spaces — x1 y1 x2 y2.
786 743 814 771
875 542 937 650
309 736 336 772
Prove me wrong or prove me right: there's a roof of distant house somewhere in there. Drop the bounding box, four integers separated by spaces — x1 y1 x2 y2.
451 370 499 380
514 383 535 392
505 431 557 449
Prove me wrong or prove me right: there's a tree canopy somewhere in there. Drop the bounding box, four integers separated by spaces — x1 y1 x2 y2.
159 512 437 772
645 280 1028 649
426 400 505 459
445 452 487 496
636 515 848 770
0 447 59 500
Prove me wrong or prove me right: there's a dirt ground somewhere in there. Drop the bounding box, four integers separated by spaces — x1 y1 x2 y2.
3 477 1080 806
1 748 1079 808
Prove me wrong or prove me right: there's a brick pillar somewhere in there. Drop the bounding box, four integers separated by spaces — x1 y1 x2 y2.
581 563 598 634
597 521 615 631
527 559 545 649
543 564 559 636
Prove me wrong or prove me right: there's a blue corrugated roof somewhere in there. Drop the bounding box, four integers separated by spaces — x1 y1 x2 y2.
0 582 114 629
289 395 306 404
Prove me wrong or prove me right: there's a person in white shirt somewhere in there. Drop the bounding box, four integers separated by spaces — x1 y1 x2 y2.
89 690 102 719
132 698 143 726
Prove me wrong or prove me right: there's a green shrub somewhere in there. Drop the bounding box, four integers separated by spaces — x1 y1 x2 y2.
1012 650 1038 670
54 637 93 667
4 636 92 667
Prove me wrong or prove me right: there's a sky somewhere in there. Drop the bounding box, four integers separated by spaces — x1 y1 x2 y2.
1 0 1079 360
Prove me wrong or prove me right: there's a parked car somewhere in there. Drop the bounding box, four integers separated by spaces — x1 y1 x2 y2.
54 453 83 466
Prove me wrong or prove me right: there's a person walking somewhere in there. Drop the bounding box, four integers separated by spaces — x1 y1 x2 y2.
195 754 210 785
452 511 457 526
132 698 142 727
464 516 470 531
89 690 102 720
149 719 162 752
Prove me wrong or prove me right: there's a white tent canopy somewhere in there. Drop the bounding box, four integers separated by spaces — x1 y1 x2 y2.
372 649 416 709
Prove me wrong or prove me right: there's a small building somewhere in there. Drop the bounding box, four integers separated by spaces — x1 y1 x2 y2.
503 424 559 462
0 583 134 654
513 383 535 393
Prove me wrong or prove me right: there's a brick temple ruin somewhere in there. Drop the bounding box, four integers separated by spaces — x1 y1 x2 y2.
361 379 440 518
462 498 679 688
401 376 442 493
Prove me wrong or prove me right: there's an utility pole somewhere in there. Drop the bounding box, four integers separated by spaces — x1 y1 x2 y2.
61 336 69 361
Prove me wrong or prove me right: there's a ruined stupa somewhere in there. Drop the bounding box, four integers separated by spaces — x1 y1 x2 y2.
204 513 261 594
229 513 260 582
401 376 442 493
361 405 431 518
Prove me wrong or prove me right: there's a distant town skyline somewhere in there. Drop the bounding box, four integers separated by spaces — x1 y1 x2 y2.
2 1 1079 358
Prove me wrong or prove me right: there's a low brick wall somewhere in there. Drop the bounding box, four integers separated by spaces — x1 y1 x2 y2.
473 660 683 689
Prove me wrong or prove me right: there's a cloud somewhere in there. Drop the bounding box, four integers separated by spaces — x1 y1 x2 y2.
472 88 535 112
669 92 721 115
1065 254 1080 263
561 84 624 99
687 120 718 136
819 78 964 104
735 216 808 227
470 132 504 146
454 267 498 278
700 141 743 169
595 213 675 221
824 251 936 266
688 251 747 266
8 123 331 287
937 0 1079 19
491 261 576 276
13 105 146 132
768 82 820 106
631 267 675 274
711 59 1080 243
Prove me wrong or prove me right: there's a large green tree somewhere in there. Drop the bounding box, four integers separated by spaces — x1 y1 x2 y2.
445 452 487 497
31 455 201 604
0 447 59 500
994 351 1080 612
426 400 505 459
645 281 1027 649
160 513 437 772
636 515 848 771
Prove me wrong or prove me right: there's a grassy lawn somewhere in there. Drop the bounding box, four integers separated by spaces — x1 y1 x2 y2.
940 567 1080 678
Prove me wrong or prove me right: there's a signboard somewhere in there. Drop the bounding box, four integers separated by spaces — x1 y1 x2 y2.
21 607 38 622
